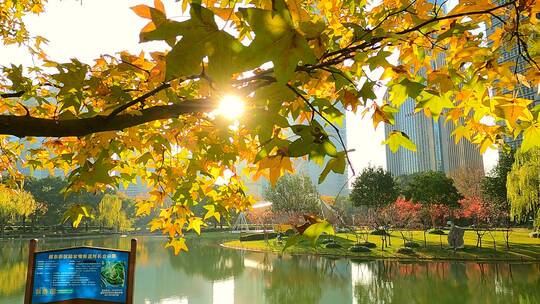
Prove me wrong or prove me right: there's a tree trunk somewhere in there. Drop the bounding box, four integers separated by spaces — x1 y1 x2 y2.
423 230 427 247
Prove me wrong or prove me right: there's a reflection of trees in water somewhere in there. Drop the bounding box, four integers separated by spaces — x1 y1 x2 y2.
352 261 540 304
263 255 349 304
168 243 244 281
0 241 27 296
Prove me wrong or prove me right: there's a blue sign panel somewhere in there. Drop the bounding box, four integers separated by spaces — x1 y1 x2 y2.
31 247 129 304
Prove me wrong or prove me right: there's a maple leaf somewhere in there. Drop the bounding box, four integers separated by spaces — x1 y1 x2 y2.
382 131 417 153
165 237 189 255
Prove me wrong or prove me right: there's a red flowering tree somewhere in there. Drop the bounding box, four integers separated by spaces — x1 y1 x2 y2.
458 196 506 249
392 198 422 246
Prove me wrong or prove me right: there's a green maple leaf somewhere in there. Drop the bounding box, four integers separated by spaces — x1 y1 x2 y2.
239 0 315 83
152 5 245 82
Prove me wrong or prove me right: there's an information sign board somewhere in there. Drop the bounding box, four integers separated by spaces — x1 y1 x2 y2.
24 239 136 304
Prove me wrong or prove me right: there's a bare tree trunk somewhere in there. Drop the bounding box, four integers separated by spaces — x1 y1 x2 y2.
423 230 427 247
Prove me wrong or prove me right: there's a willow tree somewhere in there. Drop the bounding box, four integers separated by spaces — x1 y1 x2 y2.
1 0 539 253
508 148 540 228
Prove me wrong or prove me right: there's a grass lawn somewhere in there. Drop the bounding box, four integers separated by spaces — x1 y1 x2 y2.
222 229 540 261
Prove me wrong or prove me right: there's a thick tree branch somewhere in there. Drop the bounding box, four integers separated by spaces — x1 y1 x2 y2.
0 91 25 98
0 99 216 137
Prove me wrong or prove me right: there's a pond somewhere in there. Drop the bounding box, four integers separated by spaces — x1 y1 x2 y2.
1 234 539 304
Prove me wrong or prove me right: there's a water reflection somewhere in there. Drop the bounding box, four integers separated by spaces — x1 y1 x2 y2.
1 236 540 304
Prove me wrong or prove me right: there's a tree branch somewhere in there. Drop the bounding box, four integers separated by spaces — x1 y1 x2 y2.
0 99 216 137
108 83 171 118
0 91 25 98
286 84 356 176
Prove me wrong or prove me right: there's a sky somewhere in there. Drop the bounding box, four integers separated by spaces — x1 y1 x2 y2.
0 0 498 176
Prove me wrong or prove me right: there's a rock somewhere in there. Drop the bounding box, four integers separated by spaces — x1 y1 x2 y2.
447 223 465 250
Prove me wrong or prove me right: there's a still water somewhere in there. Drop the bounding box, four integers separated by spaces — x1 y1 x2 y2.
1 235 540 304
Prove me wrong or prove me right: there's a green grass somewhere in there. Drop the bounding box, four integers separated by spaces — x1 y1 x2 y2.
222 229 540 261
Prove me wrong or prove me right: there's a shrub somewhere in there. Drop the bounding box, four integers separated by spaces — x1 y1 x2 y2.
370 229 388 236
320 238 335 245
358 241 377 248
397 247 415 254
325 243 342 249
530 231 540 238
404 241 420 248
349 245 371 253
239 233 277 241
428 228 446 235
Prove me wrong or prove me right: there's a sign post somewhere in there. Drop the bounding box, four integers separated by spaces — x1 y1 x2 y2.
24 239 137 304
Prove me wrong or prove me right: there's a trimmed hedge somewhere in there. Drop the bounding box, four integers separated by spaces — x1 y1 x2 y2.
404 241 420 248
370 229 389 236
397 247 415 254
239 233 277 241
428 228 446 235
320 238 335 245
349 245 371 253
325 243 342 249
358 241 377 248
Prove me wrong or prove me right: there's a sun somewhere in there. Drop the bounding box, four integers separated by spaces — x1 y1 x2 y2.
216 95 245 120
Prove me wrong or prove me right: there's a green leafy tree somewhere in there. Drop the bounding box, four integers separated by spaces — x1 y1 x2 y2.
350 166 399 208
402 171 462 207
24 176 104 226
263 174 320 214
482 149 515 213
0 186 37 237
507 148 540 228
0 187 18 238
95 194 132 232
264 174 320 215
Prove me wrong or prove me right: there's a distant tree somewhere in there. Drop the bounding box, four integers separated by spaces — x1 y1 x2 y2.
95 194 132 232
14 187 37 232
264 174 320 215
350 167 399 208
458 195 505 249
24 176 104 226
0 186 37 237
450 167 484 198
391 198 422 245
507 148 540 228
0 187 18 238
402 171 462 206
483 149 515 213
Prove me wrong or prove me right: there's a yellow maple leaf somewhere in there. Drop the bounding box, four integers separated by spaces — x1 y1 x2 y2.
165 238 188 255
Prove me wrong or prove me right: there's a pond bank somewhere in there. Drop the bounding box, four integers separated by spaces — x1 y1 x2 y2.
222 229 540 262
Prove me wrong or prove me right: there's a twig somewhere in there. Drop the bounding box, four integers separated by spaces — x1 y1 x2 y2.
286 84 356 176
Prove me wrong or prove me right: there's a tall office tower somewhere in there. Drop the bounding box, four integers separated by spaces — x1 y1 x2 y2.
384 2 485 177
486 9 540 149
384 103 484 176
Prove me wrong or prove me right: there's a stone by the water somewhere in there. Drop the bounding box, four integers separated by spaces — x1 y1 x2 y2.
447 225 465 250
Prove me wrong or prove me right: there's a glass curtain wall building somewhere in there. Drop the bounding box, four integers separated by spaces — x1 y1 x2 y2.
384 1 484 177
486 5 540 148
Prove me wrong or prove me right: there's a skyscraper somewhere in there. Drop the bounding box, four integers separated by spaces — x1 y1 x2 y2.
486 10 540 149
384 103 484 176
384 1 485 176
